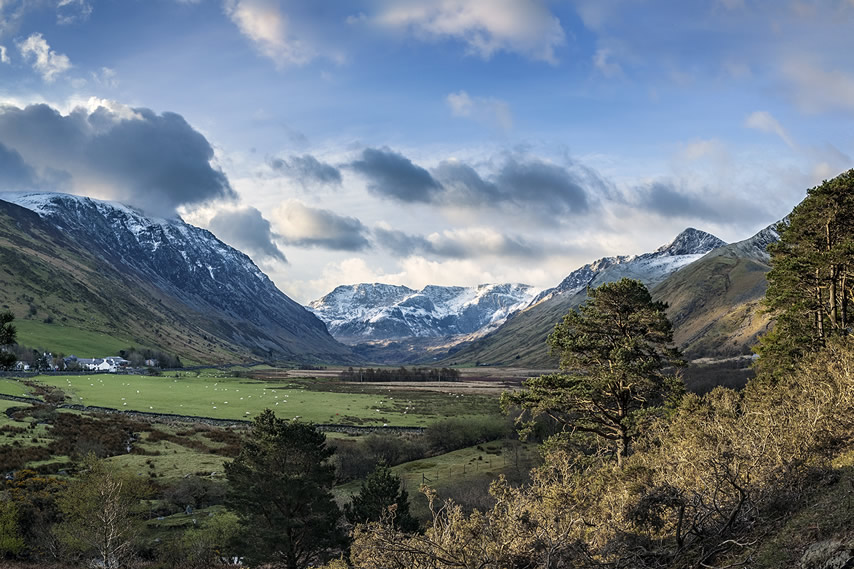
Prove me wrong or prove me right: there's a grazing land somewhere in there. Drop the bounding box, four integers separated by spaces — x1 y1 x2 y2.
20 369 502 426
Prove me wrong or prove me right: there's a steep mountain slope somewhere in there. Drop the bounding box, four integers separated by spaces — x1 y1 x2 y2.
309 283 536 343
652 222 779 358
0 193 352 363
440 228 727 367
534 228 726 303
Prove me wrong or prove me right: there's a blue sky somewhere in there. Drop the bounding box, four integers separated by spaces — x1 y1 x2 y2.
0 0 852 302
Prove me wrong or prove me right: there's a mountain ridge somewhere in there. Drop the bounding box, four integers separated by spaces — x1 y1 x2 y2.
308 282 536 343
0 192 353 364
435 227 730 367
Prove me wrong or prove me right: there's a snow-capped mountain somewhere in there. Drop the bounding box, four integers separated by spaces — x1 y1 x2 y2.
533 228 726 304
308 282 537 343
2 192 351 361
434 228 729 368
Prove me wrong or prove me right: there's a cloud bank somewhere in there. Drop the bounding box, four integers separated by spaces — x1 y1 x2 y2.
349 147 442 203
272 200 370 251
0 102 235 216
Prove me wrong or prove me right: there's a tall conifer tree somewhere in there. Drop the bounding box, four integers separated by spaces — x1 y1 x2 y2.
758 169 854 375
225 410 345 569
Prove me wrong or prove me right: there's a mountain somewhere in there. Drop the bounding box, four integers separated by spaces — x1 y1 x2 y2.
437 228 728 367
652 222 780 358
308 282 536 343
533 228 726 304
0 192 352 364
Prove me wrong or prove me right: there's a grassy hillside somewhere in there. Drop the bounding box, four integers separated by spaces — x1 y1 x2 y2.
652 244 772 358
441 229 775 369
440 293 577 368
0 198 357 365
0 200 247 363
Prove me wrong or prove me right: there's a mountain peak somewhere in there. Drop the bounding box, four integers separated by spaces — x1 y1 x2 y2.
308 282 536 343
656 228 726 256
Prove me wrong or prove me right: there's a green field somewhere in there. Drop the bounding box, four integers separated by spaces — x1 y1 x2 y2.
0 378 33 397
14 319 137 357
32 373 500 426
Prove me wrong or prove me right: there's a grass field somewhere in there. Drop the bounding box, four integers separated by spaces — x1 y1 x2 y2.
31 372 501 426
0 378 33 398
14 319 137 357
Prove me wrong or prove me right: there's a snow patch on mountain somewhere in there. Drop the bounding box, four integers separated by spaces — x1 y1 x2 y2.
2 191 344 358
533 228 726 305
308 282 537 343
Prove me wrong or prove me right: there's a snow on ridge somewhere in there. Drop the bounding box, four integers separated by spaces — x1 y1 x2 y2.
3 190 272 287
308 282 538 341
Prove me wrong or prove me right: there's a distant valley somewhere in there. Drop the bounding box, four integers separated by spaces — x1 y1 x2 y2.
306 227 774 367
1 191 778 371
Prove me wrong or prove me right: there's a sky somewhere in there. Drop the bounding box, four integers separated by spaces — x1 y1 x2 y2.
0 0 852 303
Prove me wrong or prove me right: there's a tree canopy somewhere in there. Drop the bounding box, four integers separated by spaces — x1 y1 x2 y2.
345 464 418 533
225 409 345 569
503 278 683 465
757 169 854 375
0 311 16 370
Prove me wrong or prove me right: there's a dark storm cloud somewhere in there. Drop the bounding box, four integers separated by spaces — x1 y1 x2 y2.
268 154 342 187
491 155 590 215
346 148 597 219
275 201 370 251
372 227 432 256
373 226 548 260
207 207 287 263
639 180 768 223
0 142 37 189
349 147 443 203
432 155 594 219
0 103 235 216
431 160 500 204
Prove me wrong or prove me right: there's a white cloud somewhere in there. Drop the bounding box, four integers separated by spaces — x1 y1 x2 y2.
56 0 93 25
745 110 796 149
592 48 622 78
18 33 72 82
676 139 729 162
0 45 8 64
296 257 407 302
92 66 119 88
224 0 314 67
271 199 369 250
446 90 473 116
377 0 565 63
782 58 854 114
445 90 513 131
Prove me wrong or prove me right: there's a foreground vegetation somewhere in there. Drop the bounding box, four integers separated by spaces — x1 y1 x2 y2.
0 171 852 568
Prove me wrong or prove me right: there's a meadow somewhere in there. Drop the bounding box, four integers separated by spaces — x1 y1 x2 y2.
13 319 139 358
17 369 501 427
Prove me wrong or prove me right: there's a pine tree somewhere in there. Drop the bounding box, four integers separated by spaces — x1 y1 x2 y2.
0 311 16 370
345 464 419 533
225 410 345 569
757 170 854 375
503 278 684 466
